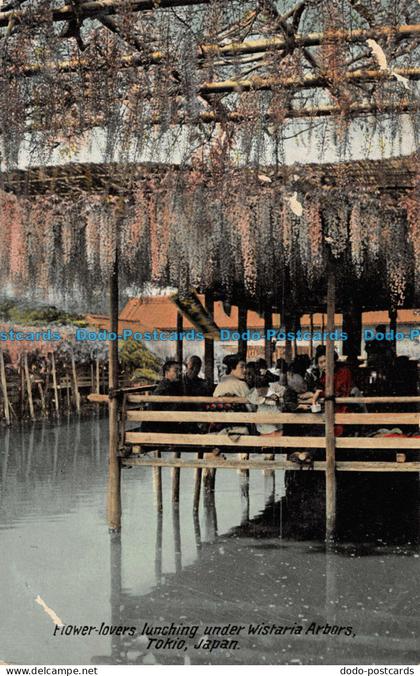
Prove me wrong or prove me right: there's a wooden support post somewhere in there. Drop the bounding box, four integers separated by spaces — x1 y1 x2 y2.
193 451 203 512
284 314 293 364
325 264 336 542
172 504 182 573
37 382 47 416
237 306 248 360
176 312 183 366
204 291 214 387
389 308 397 352
155 510 163 582
90 361 95 392
292 315 300 359
51 352 60 415
23 353 35 421
309 313 314 358
71 352 81 414
153 450 163 512
107 252 121 532
20 359 25 418
343 304 362 358
264 309 273 366
65 372 71 411
96 356 100 394
172 450 181 503
0 350 10 426
109 531 122 661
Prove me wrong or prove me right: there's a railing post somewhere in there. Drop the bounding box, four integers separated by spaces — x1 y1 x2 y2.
0 349 11 426
107 249 121 532
325 263 336 542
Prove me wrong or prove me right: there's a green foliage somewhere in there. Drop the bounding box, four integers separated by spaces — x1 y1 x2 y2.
0 299 87 326
119 337 161 382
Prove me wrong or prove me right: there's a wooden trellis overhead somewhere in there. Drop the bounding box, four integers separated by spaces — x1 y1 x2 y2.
0 0 419 167
0 154 417 195
0 153 418 313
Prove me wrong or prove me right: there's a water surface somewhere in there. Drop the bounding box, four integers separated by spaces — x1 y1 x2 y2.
0 417 419 665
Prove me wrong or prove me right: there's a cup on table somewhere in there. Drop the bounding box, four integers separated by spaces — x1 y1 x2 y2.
311 403 321 413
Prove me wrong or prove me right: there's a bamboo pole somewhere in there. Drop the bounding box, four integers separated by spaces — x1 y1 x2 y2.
107 250 121 532
96 356 100 394
71 352 81 414
90 361 95 392
0 0 217 27
0 350 10 426
37 382 47 416
23 353 35 421
21 100 420 139
51 352 60 415
10 23 420 76
64 371 70 411
325 264 336 542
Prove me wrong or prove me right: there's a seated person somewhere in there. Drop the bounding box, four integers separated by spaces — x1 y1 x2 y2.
182 355 210 396
312 347 353 436
141 360 182 433
212 354 251 436
256 358 279 385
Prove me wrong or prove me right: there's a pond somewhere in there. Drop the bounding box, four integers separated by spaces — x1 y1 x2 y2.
0 416 419 665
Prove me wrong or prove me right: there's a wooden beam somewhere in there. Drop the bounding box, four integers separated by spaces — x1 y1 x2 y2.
127 410 323 423
124 456 322 470
125 393 420 405
126 410 419 425
325 263 336 542
335 437 420 449
125 432 327 447
107 249 121 532
121 456 420 472
0 0 220 28
336 396 420 403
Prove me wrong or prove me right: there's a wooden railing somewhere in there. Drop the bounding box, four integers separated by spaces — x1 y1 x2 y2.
83 392 420 473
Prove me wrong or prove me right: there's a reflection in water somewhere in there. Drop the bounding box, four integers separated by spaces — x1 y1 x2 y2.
0 416 419 665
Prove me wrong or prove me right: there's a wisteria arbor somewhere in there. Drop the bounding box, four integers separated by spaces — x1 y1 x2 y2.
0 0 419 311
0 0 419 535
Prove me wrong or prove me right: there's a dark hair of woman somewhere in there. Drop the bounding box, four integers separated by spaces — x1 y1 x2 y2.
223 354 242 375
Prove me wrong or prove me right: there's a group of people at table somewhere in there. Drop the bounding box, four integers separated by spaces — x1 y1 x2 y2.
144 347 354 439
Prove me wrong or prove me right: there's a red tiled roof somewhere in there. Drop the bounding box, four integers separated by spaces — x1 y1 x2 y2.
86 298 420 331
